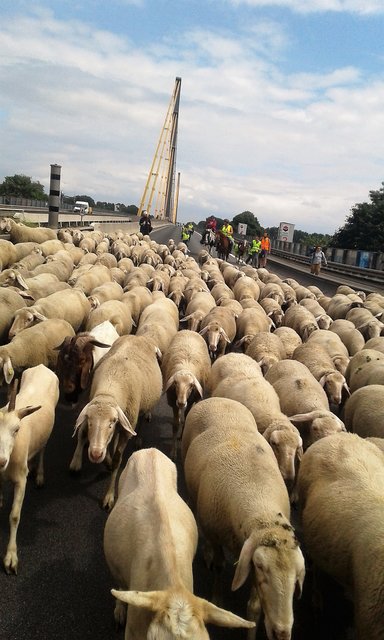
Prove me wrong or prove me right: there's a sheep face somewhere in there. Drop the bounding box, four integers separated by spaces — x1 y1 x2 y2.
268 429 303 486
232 535 305 640
8 309 46 338
320 371 348 405
165 371 203 411
316 314 332 330
0 406 41 471
200 322 230 358
74 401 136 464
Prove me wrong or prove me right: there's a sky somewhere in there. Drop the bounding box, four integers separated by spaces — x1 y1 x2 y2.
1 1 384 234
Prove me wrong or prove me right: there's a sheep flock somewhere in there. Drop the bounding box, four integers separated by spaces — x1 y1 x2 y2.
0 218 384 640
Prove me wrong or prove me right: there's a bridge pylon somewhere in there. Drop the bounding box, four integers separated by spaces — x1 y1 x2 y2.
138 77 181 223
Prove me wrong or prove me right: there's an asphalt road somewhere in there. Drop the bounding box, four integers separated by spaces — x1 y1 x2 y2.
0 227 351 640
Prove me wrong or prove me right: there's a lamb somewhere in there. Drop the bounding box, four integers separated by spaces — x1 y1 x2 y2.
71 334 163 510
209 356 303 486
273 326 302 358
55 321 120 403
282 305 319 342
104 448 255 639
343 385 384 438
0 218 57 242
306 328 350 375
265 360 346 450
182 397 305 640
345 348 384 392
0 289 26 344
8 289 91 338
329 318 365 355
85 300 135 336
297 433 384 639
245 331 287 374
199 306 237 358
161 330 211 459
346 307 384 340
235 307 273 350
292 342 349 406
0 319 75 385
0 365 59 573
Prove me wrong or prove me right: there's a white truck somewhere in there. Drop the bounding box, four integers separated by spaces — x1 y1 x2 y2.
73 201 91 215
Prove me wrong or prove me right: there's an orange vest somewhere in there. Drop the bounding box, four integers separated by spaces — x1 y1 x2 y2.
261 236 270 251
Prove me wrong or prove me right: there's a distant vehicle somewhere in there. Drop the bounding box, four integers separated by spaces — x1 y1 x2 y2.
73 201 91 215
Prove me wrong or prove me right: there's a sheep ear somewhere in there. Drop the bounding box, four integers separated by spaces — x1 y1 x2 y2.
33 311 48 323
201 599 255 629
289 412 316 423
199 326 209 336
17 405 41 420
4 357 15 384
192 376 204 398
220 328 231 343
111 589 162 611
15 274 29 289
73 405 90 435
318 374 327 387
80 356 93 391
232 537 257 591
164 374 176 392
116 406 136 436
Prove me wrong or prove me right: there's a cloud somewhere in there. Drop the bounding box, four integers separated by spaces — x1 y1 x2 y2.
226 0 384 15
0 7 383 234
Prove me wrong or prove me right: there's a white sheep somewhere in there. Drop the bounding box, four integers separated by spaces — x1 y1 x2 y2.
162 330 211 459
306 328 350 375
259 297 284 328
87 281 124 309
181 291 217 332
297 432 384 640
282 305 319 342
299 298 333 329
292 342 349 406
71 334 163 510
265 360 346 450
329 318 365 356
0 289 26 344
345 348 384 392
0 239 18 271
245 331 287 374
363 336 384 353
85 300 135 336
232 276 260 302
343 384 384 438
273 326 302 358
346 306 384 340
8 289 91 338
0 365 59 573
136 297 179 354
199 306 237 358
209 356 303 486
0 319 75 385
235 307 273 350
104 448 255 639
0 218 57 243
73 264 113 295
182 397 305 640
324 293 363 320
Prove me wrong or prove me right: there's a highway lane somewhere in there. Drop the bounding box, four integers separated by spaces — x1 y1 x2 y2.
0 226 351 640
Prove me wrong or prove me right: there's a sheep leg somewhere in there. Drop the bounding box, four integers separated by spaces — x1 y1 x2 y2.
4 471 27 574
35 447 45 487
113 595 127 628
247 585 261 640
69 424 88 472
102 431 130 511
170 405 182 461
202 540 225 607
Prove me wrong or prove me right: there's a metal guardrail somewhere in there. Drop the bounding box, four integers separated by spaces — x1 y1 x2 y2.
271 248 384 286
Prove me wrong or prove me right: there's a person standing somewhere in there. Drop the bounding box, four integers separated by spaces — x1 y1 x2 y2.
181 224 191 245
259 231 271 268
139 210 152 235
246 235 261 267
310 246 328 275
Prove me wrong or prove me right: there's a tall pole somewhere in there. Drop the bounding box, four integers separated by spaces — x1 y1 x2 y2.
48 164 61 228
164 77 181 220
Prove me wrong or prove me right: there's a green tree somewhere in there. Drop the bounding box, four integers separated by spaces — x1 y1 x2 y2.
0 174 47 200
330 183 384 251
232 211 262 236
